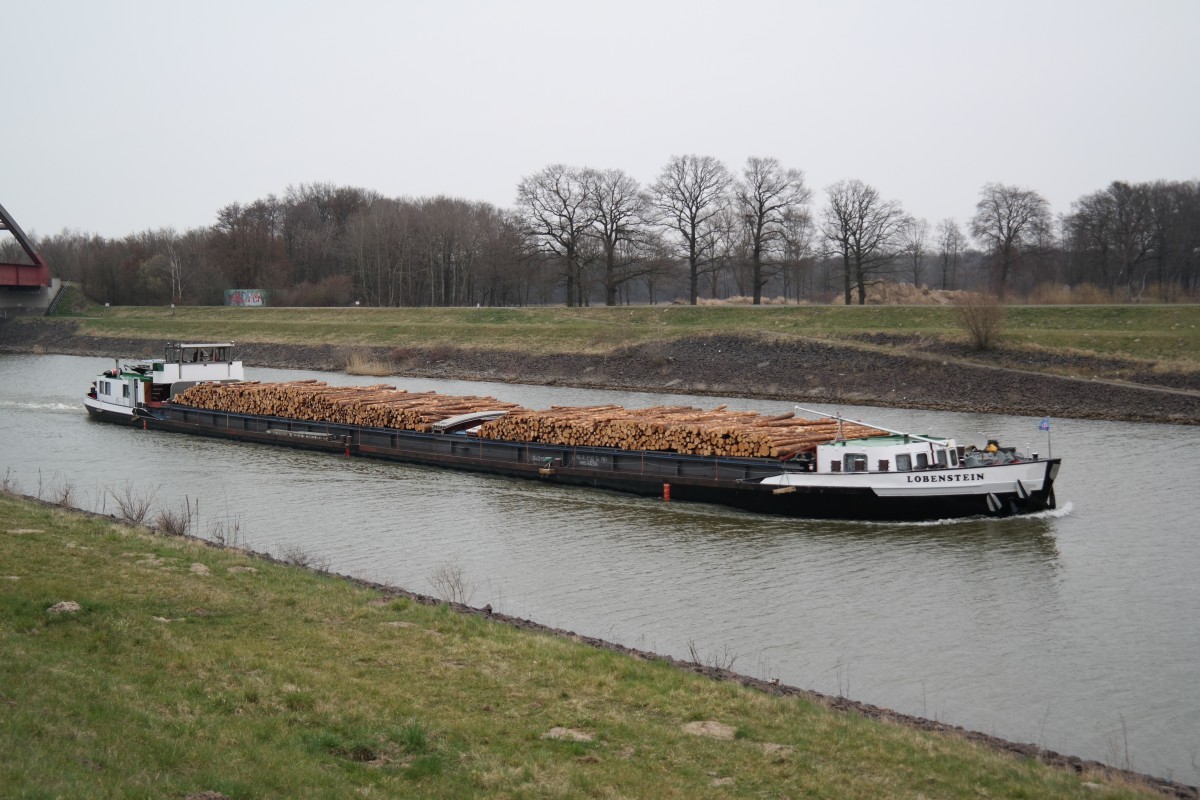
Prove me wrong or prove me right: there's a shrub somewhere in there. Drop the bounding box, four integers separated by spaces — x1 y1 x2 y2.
955 293 1006 351
107 481 158 525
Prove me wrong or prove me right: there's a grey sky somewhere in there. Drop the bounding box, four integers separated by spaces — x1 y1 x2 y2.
5 0 1198 239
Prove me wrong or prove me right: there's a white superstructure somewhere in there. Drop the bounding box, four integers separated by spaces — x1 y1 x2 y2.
84 342 244 421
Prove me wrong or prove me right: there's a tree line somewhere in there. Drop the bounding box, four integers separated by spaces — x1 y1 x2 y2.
6 160 1199 306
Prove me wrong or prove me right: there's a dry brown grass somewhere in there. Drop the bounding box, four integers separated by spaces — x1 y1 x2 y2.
1026 282 1122 305
865 283 968 305
344 349 394 376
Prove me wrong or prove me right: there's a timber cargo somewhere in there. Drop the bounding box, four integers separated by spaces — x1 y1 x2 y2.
85 343 1062 522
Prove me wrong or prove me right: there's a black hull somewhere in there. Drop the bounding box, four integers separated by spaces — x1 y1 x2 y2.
123 404 1059 522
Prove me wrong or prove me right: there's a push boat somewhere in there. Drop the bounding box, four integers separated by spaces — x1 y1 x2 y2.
84 342 244 423
84 344 1061 522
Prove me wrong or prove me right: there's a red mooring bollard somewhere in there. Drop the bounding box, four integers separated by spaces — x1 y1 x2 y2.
663 482 671 503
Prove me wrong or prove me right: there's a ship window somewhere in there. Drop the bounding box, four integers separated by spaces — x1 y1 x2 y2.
936 449 948 468
878 459 889 472
915 453 929 470
949 449 958 466
845 454 867 472
123 384 130 398
896 454 912 472
830 460 841 472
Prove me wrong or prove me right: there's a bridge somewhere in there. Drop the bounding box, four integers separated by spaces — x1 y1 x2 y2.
1 201 50 288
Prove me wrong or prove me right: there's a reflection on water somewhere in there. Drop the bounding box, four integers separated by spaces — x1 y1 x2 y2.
2 353 1198 781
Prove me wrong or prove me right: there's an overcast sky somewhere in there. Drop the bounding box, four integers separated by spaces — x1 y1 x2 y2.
4 0 1198 240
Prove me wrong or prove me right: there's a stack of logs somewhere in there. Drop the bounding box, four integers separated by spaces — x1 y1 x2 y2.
475 405 886 460
172 381 522 432
173 382 886 460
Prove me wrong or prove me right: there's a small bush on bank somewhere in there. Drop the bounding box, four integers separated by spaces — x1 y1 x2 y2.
955 293 1006 351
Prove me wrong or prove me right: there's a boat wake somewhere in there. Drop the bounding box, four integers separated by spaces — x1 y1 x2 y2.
855 500 1074 528
0 400 79 413
1025 500 1074 520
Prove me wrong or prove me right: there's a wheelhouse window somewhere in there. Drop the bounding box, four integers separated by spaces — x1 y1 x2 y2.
915 453 929 470
949 449 958 467
936 449 948 468
122 384 130 398
844 454 867 472
895 454 912 472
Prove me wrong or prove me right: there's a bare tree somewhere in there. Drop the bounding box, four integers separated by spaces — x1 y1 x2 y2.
648 154 732 305
584 168 648 306
820 179 908 305
283 183 372 285
473 207 533 307
710 205 746 299
637 230 682 305
213 196 290 291
970 183 1052 297
1062 179 1200 301
1107 182 1153 299
415 196 481 306
935 218 967 290
159 236 184 305
345 197 411 306
900 217 929 287
1064 181 1155 299
735 157 812 304
124 228 186 305
1145 180 1200 300
516 165 597 306
779 207 816 301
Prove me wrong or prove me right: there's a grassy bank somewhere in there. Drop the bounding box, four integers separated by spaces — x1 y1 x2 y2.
0 493 1165 799
45 297 1200 370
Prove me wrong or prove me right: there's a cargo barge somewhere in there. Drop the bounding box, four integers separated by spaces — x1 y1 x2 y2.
85 343 1061 522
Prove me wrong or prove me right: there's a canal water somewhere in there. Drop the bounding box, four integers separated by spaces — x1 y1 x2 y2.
2 352 1198 781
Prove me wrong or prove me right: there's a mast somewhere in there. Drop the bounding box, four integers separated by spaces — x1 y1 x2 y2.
794 405 953 448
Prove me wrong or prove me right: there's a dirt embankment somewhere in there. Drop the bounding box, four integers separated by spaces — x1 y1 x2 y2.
4 319 1198 425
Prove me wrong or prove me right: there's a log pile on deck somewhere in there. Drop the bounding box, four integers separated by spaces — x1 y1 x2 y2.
475 405 886 459
173 382 886 459
173 381 521 432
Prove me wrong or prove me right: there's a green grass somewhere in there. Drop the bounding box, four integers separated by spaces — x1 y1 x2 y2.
1001 305 1200 365
0 493 1164 798
41 300 1200 369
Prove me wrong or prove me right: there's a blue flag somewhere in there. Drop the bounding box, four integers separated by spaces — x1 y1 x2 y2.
1039 417 1051 432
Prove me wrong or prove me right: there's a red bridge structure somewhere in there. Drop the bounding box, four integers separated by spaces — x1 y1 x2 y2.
0 201 50 289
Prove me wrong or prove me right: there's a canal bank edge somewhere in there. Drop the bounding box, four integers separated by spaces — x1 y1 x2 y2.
2 318 1197 425
3 489 1196 798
